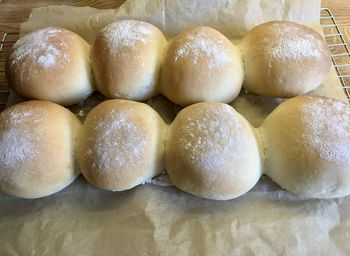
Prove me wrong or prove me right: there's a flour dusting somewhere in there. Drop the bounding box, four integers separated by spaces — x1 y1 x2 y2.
102 20 154 52
0 107 41 175
174 27 232 69
10 27 71 69
300 97 350 164
86 109 147 172
262 23 325 61
178 104 242 173
0 129 35 170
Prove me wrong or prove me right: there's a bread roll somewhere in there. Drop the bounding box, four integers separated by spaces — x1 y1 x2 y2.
161 26 243 106
91 20 167 101
261 96 350 198
166 102 261 200
77 99 167 191
6 27 94 106
240 21 332 97
0 101 81 198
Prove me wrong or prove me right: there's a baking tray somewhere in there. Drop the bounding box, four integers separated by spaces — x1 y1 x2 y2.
0 8 350 112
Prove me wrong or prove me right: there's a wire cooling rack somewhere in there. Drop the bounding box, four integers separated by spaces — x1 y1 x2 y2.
0 8 350 111
321 8 350 101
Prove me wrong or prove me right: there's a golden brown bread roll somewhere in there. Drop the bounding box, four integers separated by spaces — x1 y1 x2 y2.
261 96 350 198
165 102 261 200
0 101 81 198
91 20 167 101
7 21 333 107
239 21 332 97
6 27 94 106
2 96 350 200
161 26 244 106
77 99 167 191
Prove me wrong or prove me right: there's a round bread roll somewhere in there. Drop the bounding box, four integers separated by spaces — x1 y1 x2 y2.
239 21 332 97
166 102 261 200
91 20 167 101
77 99 167 191
6 27 93 106
261 96 350 198
161 26 243 106
0 101 81 198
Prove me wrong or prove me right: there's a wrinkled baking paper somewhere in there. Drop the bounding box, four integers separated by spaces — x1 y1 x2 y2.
2 0 350 255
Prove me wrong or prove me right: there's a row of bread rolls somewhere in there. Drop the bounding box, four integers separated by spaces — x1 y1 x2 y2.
6 20 332 107
1 96 349 199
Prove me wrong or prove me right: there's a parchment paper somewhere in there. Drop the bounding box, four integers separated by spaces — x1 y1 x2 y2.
1 1 350 255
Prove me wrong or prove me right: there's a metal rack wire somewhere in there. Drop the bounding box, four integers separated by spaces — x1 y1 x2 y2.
0 8 350 111
320 8 350 102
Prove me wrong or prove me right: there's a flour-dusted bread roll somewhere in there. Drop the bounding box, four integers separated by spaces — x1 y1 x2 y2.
6 27 94 106
240 21 332 97
161 27 243 106
166 102 261 200
261 96 350 198
0 101 81 198
77 99 167 191
91 20 167 101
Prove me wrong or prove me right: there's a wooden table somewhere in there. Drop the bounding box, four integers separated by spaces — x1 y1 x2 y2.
0 0 349 110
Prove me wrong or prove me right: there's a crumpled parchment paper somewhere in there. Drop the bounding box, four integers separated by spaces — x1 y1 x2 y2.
1 1 350 255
